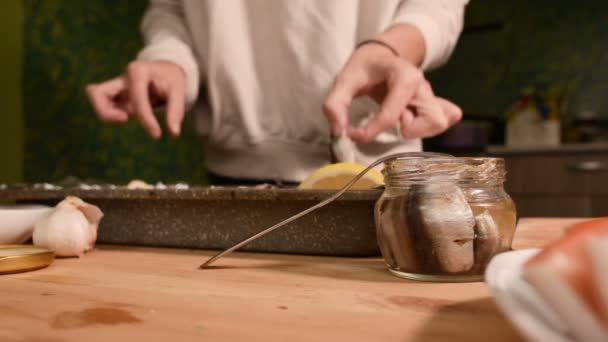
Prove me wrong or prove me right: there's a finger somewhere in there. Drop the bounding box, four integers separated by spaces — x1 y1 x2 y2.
350 67 422 143
405 79 437 109
164 80 186 137
399 108 415 138
126 62 162 139
85 77 129 123
323 71 368 137
398 80 453 138
403 101 450 139
437 97 463 125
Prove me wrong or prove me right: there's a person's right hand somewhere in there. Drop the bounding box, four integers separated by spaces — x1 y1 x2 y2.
323 42 462 144
85 60 186 139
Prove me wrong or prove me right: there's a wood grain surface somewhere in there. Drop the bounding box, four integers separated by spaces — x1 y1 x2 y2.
0 218 587 342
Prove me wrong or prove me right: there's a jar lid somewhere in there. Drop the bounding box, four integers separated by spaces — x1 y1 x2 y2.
0 245 54 274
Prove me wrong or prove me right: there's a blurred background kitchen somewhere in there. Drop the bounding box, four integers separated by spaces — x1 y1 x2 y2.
1 0 608 217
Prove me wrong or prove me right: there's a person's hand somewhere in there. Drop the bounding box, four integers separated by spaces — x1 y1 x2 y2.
85 60 186 139
323 43 462 143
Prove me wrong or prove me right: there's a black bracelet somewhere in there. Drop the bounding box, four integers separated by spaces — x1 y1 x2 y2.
355 39 399 57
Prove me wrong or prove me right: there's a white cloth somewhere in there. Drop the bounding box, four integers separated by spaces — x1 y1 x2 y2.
137 0 468 182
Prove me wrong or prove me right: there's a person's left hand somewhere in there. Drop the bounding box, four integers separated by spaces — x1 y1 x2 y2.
323 43 462 143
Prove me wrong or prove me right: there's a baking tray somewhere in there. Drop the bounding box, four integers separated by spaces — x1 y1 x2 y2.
0 186 382 256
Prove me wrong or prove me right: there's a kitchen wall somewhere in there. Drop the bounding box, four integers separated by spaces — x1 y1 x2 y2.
429 0 608 123
19 0 608 183
23 0 208 184
0 1 23 183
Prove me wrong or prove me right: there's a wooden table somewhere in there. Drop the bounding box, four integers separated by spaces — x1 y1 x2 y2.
0 218 587 342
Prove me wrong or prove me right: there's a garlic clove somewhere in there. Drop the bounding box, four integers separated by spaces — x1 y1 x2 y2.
331 134 356 163
33 197 103 257
63 196 104 247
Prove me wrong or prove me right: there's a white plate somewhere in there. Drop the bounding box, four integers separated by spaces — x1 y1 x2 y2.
0 205 52 244
485 249 575 342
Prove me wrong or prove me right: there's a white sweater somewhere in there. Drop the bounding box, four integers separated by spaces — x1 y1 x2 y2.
137 0 468 182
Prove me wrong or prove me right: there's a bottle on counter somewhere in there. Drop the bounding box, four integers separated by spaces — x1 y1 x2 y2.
505 86 561 148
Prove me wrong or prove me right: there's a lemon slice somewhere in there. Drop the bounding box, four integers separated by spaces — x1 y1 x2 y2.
298 163 384 190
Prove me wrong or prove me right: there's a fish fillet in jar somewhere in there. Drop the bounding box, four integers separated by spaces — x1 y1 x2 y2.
376 194 419 271
473 209 500 270
409 183 475 274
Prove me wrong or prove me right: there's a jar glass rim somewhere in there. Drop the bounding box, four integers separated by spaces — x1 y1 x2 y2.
382 156 506 187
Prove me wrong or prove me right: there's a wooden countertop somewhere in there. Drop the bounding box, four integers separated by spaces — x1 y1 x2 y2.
0 218 587 342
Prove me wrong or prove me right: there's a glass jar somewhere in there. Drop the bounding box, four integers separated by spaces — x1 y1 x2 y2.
374 156 517 282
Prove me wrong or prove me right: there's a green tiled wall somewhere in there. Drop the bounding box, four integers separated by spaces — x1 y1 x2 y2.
429 0 608 122
23 0 208 184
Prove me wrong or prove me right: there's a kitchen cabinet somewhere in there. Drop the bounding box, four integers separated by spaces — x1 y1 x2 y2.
486 144 608 217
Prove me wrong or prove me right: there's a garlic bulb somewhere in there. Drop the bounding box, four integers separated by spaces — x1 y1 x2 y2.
33 196 104 257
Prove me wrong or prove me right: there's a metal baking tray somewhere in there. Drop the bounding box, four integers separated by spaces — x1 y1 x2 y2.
0 186 382 256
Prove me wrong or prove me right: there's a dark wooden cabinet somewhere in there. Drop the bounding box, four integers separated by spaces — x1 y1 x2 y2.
486 147 608 217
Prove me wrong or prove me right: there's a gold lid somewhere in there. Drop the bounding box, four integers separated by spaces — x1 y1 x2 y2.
0 245 54 274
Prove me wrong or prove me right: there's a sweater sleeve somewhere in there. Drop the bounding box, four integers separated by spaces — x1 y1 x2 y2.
137 0 200 107
391 0 469 71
